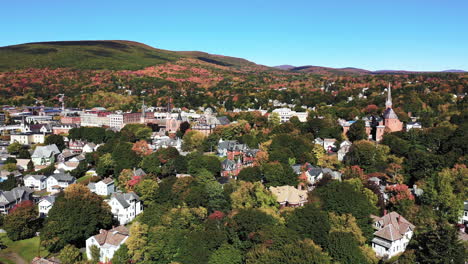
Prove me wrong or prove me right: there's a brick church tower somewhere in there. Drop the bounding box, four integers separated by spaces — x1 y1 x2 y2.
376 83 403 141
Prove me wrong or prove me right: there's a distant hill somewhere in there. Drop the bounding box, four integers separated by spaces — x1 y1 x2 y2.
290 65 371 75
274 65 296 70
441 69 466 73
0 40 259 71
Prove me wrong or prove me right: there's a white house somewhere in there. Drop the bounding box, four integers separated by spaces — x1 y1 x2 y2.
106 192 142 225
459 201 468 225
338 140 352 161
406 122 422 130
89 178 115 196
10 133 46 145
83 143 98 153
371 212 415 259
271 108 308 123
38 196 56 217
24 174 47 190
46 173 76 193
315 138 337 152
85 226 129 263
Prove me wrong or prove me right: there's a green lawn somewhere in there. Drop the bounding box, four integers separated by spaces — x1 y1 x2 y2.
0 234 49 263
77 174 93 183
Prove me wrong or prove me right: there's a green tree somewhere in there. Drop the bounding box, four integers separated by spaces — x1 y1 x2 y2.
345 140 389 173
261 162 298 187
41 185 113 252
111 244 131 264
96 153 115 177
230 181 278 210
58 244 81 264
246 239 332 264
237 166 262 182
268 112 280 127
412 222 466 264
347 120 367 142
135 179 159 205
126 222 149 262
90 244 101 263
0 174 17 191
327 232 369 264
183 130 205 151
286 204 330 247
314 181 377 241
7 142 22 154
208 244 243 264
112 142 141 174
45 134 66 151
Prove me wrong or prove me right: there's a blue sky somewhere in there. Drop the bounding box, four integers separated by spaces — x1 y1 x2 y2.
1 0 467 70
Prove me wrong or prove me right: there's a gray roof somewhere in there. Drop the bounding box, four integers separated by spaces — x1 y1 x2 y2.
111 192 140 208
383 108 399 119
40 196 56 204
216 116 231 125
25 174 47 181
0 186 33 205
307 167 323 177
221 159 236 170
133 168 146 177
88 182 96 190
49 172 75 183
291 164 302 174
31 144 60 159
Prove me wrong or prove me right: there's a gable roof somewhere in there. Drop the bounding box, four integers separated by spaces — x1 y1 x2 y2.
31 144 60 159
373 212 415 241
24 174 46 181
93 225 129 247
111 192 140 208
133 168 146 177
49 172 75 183
270 185 308 205
39 195 56 205
0 186 33 205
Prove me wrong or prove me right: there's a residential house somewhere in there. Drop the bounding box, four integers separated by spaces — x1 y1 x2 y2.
31 144 60 166
46 172 76 193
85 226 129 263
107 192 142 225
314 138 337 152
83 142 98 153
38 196 56 217
68 140 86 154
371 212 415 259
89 178 115 196
459 201 468 225
24 174 47 190
270 185 308 207
10 133 46 145
0 186 33 214
406 122 422 130
337 140 352 161
57 149 78 162
271 108 308 123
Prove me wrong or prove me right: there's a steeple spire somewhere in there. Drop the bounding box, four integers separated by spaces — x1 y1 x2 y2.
385 83 392 109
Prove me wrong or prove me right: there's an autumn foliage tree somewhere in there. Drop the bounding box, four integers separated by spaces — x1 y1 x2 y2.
4 200 39 241
132 140 152 156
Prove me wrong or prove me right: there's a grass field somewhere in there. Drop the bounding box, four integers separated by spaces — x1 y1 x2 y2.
77 174 93 184
0 234 49 263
